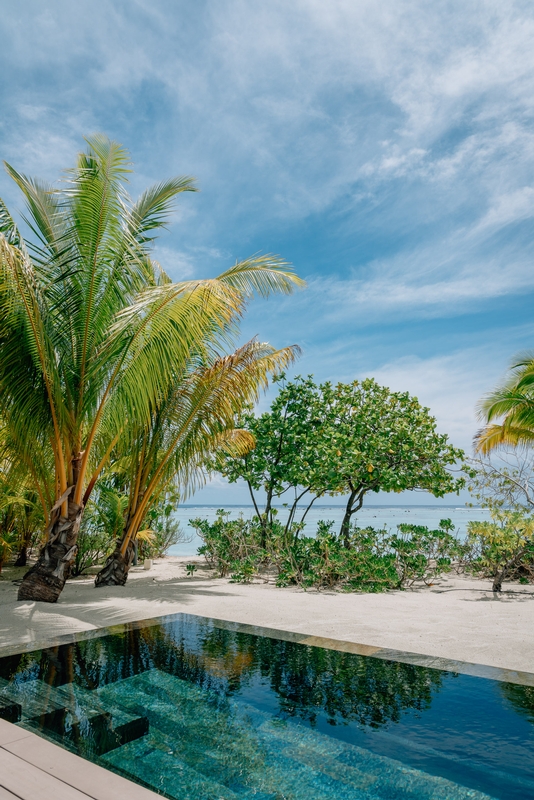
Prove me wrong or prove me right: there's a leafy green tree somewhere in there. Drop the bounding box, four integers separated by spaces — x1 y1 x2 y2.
216 375 327 544
0 440 45 570
218 376 465 544
0 135 303 602
318 379 465 542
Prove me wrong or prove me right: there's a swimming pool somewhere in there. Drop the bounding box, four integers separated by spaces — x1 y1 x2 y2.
0 614 532 799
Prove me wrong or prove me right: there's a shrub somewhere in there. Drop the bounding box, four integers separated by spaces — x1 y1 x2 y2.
274 521 398 591
192 513 464 592
465 510 534 592
190 511 268 581
389 519 467 587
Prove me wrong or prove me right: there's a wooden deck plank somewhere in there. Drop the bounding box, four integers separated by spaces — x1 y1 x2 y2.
0 787 20 800
0 748 92 800
0 719 31 747
4 734 161 800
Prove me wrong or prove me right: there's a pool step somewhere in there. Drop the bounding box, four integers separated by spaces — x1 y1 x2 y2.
0 677 68 719
102 737 243 800
0 678 149 757
95 669 497 800
0 695 21 723
33 705 149 756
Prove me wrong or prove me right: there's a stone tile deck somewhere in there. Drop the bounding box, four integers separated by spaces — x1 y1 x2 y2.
0 718 159 800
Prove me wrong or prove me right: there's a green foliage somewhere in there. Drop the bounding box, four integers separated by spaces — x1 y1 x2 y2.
139 490 186 559
465 510 534 591
475 352 534 453
389 519 466 587
0 462 44 570
274 521 398 591
213 375 328 537
216 375 465 539
73 510 113 577
192 512 464 592
0 527 18 573
192 511 268 580
72 485 187 575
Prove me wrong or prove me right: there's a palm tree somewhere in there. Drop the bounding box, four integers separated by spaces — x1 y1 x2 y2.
476 353 534 453
0 134 303 602
95 339 298 585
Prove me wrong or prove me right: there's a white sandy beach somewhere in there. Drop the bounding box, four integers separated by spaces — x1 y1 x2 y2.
1 557 533 674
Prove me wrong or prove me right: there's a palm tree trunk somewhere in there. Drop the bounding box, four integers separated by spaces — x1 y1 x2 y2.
94 539 135 587
17 492 83 603
14 546 27 567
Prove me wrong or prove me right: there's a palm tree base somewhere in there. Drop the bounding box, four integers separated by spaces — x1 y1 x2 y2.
94 543 134 587
17 564 66 603
17 497 83 603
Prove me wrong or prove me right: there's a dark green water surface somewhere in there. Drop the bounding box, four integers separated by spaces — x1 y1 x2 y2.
0 614 533 799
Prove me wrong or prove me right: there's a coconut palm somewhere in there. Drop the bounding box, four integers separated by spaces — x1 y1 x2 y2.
95 339 298 586
476 353 534 454
0 134 303 602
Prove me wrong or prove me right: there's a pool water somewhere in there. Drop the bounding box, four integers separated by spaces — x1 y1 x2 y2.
0 615 533 800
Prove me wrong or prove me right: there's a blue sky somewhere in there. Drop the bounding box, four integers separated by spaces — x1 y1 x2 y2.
2 1 534 505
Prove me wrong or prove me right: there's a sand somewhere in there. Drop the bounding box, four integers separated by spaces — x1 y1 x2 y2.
1 557 532 674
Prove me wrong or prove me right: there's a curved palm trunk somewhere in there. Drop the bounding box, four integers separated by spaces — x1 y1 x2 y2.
18 492 83 603
94 538 135 587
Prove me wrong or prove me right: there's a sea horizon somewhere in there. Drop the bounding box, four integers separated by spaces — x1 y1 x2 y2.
168 503 491 556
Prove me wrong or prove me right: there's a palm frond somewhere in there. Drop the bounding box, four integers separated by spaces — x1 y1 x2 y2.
474 424 534 454
0 197 27 252
216 254 306 298
128 177 197 245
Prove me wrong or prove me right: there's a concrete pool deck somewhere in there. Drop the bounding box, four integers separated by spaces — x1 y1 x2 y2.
1 557 533 678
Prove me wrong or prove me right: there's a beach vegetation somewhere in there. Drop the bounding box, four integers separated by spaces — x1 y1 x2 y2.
464 450 534 590
94 340 296 586
465 510 534 592
191 510 464 591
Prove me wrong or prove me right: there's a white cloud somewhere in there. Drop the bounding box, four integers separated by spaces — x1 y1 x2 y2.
369 351 498 450
151 247 197 280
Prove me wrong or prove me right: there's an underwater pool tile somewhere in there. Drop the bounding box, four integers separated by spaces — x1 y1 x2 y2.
0 679 69 720
101 736 243 799
91 671 500 799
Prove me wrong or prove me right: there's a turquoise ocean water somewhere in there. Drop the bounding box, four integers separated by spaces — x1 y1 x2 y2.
167 504 492 556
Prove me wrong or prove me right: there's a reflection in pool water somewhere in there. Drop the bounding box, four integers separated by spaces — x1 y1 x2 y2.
0 615 533 799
